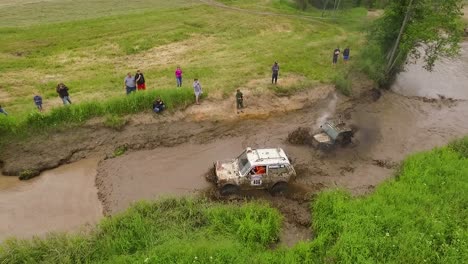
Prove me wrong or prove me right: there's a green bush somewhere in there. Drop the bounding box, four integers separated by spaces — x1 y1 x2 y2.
104 115 127 130
448 136 468 158
112 145 127 157
333 72 352 96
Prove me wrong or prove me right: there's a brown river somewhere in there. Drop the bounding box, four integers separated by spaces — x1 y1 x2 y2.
0 42 467 243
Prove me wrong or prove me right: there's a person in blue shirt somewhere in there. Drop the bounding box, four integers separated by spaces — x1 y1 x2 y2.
34 95 43 111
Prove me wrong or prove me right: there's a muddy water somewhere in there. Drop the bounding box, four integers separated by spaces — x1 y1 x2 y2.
393 42 468 99
2 42 468 245
97 138 245 214
0 159 103 241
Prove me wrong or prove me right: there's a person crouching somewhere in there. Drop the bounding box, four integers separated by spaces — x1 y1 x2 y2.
153 97 165 113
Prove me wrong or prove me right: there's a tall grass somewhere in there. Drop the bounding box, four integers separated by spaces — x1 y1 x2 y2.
0 199 282 263
1 138 466 263
0 88 195 139
308 137 468 263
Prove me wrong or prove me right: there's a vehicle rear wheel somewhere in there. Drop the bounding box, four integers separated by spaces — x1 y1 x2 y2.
270 182 288 196
220 184 239 196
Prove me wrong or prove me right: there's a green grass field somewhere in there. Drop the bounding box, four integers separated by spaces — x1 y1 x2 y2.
1 138 466 263
0 0 368 140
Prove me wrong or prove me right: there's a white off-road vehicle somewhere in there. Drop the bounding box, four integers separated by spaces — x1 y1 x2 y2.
212 148 296 195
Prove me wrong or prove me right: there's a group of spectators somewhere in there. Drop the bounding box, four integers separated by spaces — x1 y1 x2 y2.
0 52 351 117
123 67 203 113
332 47 351 66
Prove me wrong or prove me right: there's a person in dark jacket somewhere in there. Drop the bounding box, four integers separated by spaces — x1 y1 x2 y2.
271 62 279 84
56 83 72 105
236 89 244 114
153 97 165 113
343 47 350 63
333 47 340 67
33 95 43 111
135 70 146 91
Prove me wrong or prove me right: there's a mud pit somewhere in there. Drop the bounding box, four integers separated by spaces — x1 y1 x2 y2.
1 42 468 245
0 159 102 241
95 88 468 245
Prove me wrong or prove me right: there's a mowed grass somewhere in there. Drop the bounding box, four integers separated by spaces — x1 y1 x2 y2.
0 0 367 139
0 0 199 27
1 138 467 263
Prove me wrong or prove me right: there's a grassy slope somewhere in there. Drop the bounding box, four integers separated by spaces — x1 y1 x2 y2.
1 137 466 263
0 0 367 139
0 0 198 27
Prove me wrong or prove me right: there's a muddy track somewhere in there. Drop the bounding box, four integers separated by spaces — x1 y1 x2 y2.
1 76 467 244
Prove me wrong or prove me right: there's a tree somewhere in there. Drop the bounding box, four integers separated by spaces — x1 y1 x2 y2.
368 0 464 86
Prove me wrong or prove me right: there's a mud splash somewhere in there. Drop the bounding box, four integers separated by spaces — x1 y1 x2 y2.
0 159 103 241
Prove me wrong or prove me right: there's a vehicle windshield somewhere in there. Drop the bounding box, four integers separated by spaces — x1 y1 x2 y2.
237 151 251 176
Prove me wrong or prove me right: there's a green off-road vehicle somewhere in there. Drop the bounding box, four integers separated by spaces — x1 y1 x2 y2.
312 120 354 149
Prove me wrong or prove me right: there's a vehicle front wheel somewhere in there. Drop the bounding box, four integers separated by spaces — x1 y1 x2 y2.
220 184 239 196
270 182 288 196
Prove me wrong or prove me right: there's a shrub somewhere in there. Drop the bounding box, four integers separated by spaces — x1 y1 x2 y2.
104 114 127 131
18 169 40 180
448 136 468 158
333 72 352 96
113 145 127 157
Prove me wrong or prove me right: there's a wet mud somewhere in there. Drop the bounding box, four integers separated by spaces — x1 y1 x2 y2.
0 159 102 241
1 42 467 246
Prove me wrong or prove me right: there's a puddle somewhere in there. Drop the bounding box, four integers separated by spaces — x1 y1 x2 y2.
0 159 103 241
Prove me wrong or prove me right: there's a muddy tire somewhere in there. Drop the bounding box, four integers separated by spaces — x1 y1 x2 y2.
270 182 288 196
220 184 239 196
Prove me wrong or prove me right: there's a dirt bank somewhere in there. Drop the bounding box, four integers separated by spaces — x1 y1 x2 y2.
0 85 333 177
0 159 102 241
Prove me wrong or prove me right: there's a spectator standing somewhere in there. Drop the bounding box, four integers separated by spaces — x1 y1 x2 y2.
56 83 72 105
175 66 183 87
124 73 136 95
343 47 350 64
33 94 43 111
192 79 203 105
271 62 279 84
236 89 244 114
153 97 165 113
333 47 341 66
135 70 146 91
0 105 8 116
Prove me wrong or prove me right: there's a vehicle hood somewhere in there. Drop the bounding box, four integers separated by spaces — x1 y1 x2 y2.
314 133 332 144
215 159 239 181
